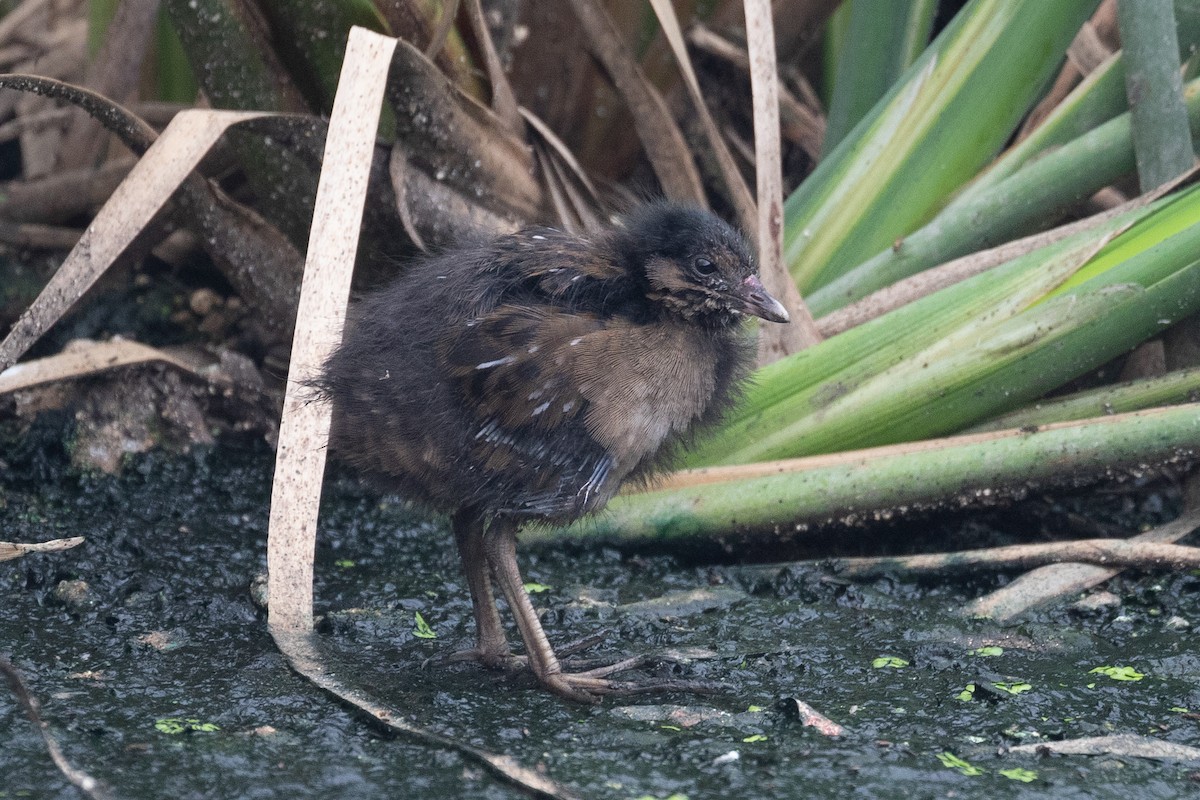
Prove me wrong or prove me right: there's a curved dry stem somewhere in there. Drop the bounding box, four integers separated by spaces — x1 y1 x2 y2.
563 0 705 205
272 630 579 800
0 655 112 800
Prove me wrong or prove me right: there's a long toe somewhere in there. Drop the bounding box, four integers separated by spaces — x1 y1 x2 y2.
540 670 724 703
424 646 524 672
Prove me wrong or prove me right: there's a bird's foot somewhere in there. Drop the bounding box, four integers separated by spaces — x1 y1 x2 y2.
538 656 723 704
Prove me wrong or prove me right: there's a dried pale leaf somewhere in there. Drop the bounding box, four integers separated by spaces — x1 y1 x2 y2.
744 0 820 364
0 95 277 372
267 26 397 635
646 0 754 228
0 339 235 396
58 0 159 170
388 38 541 221
564 0 705 204
463 0 521 131
0 76 304 335
0 537 85 562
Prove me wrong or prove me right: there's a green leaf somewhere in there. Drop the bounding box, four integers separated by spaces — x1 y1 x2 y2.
545 402 1200 546
155 717 220 735
785 0 1101 291
873 656 909 669
412 611 437 639
957 684 977 702
523 582 551 594
993 681 1033 695
1089 665 1145 681
822 0 936 152
936 752 984 776
999 767 1038 782
334 559 355 569
971 646 1003 657
742 734 768 743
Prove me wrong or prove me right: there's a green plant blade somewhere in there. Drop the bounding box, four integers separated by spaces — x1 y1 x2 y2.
956 51 1130 206
807 75 1200 315
692 184 1200 465
785 0 1100 292
967 366 1200 432
535 403 1200 546
822 0 936 154
685 213 1146 467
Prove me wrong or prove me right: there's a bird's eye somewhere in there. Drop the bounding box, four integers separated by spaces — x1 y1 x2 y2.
694 257 717 275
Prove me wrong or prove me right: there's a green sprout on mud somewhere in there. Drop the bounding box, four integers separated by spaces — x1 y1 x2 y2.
412 611 437 639
1089 666 1145 681
971 646 1003 657
936 752 984 776
523 582 551 593
993 681 1033 695
334 559 355 569
999 767 1038 783
873 656 909 669
957 684 976 701
155 718 220 734
742 734 768 743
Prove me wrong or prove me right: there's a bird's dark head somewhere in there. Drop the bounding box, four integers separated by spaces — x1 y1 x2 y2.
612 203 790 327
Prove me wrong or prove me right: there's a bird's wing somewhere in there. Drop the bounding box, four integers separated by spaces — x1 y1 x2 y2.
441 305 619 517
442 305 601 430
463 228 628 315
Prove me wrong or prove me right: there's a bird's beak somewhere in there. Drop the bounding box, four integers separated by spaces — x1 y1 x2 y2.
738 275 790 323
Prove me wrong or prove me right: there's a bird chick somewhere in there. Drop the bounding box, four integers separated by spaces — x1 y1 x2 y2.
316 202 789 702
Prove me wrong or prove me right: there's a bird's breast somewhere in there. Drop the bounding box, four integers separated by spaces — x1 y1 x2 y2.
572 322 723 468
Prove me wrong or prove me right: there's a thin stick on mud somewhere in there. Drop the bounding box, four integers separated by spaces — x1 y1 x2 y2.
0 655 112 800
962 509 1200 621
806 539 1200 578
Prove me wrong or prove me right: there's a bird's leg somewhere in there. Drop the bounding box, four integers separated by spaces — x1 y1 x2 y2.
448 506 512 669
482 519 714 703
